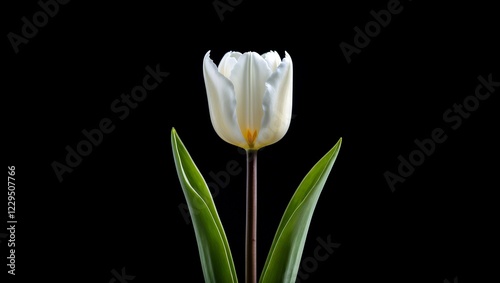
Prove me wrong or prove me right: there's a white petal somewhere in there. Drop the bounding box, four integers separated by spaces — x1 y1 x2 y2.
218 51 242 79
203 51 247 148
256 51 293 148
229 52 273 147
262 51 281 72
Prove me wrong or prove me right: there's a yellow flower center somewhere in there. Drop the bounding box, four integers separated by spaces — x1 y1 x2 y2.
245 129 258 148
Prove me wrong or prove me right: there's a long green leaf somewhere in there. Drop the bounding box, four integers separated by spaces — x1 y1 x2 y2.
171 128 238 283
259 138 342 283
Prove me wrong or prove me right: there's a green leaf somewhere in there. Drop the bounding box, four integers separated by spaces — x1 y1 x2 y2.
171 128 238 283
259 138 342 283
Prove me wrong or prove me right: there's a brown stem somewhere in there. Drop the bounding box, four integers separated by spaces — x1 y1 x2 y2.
245 149 258 283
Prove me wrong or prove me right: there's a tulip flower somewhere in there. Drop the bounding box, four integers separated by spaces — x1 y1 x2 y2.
203 50 293 150
203 50 293 283
171 50 342 283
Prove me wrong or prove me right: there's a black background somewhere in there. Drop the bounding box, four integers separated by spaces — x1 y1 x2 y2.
4 0 499 282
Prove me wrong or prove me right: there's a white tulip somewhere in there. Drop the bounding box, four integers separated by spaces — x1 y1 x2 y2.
203 50 293 150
